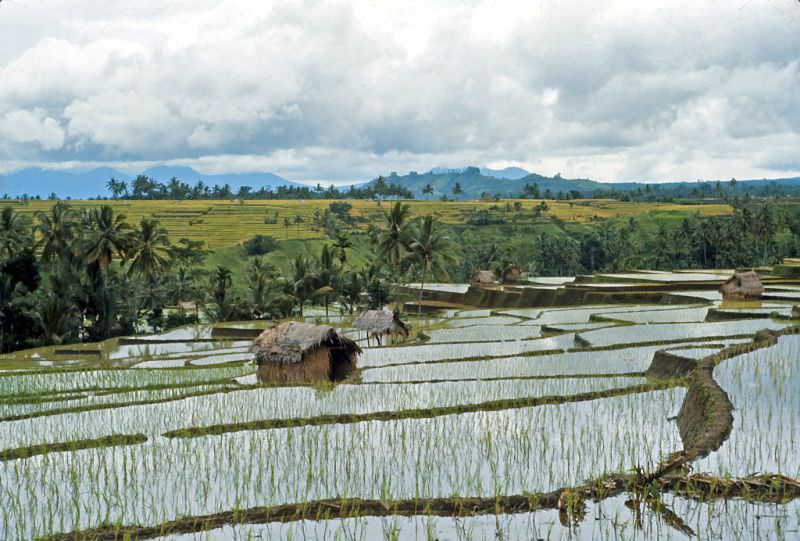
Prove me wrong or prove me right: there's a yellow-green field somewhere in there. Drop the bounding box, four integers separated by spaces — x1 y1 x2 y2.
0 199 732 249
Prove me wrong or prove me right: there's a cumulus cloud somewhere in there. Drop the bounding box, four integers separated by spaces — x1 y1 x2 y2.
0 0 799 181
0 108 65 150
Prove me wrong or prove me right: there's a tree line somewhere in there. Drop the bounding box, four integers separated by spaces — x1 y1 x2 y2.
452 200 800 277
103 175 412 201
2 197 799 353
0 201 450 353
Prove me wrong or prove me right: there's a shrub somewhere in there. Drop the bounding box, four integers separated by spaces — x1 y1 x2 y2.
243 235 279 256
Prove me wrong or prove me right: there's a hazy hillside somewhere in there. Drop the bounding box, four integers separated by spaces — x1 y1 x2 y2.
0 166 298 198
380 167 605 199
372 167 800 200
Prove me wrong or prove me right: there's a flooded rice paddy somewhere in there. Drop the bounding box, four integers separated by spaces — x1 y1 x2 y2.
0 279 799 540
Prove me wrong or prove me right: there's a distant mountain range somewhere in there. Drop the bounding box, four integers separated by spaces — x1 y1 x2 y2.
377 166 800 199
0 166 299 198
430 166 531 180
2 163 800 199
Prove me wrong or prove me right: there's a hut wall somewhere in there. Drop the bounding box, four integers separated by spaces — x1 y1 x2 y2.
329 347 356 380
257 347 331 384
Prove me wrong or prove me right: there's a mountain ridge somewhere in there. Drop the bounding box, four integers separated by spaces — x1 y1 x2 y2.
2 163 800 199
0 166 299 198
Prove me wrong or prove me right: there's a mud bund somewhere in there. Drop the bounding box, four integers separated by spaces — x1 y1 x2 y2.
646 350 699 379
676 366 733 453
401 285 692 310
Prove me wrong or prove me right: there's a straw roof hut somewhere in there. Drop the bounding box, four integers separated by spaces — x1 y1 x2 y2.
353 309 409 346
502 264 523 284
253 322 361 383
720 270 764 301
471 269 496 287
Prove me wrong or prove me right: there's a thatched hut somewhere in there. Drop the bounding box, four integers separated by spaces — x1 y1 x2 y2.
471 269 496 287
353 310 409 346
720 270 764 301
502 264 523 284
253 322 361 383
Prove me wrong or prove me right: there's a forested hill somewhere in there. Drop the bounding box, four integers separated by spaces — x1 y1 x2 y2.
375 167 603 199
371 167 800 200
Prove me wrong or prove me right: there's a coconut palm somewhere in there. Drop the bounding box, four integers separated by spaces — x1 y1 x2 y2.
81 206 133 273
315 244 338 319
333 232 353 266
407 216 455 314
377 201 412 272
290 255 316 317
24 276 81 345
126 218 170 283
210 266 234 321
247 257 278 318
35 202 76 264
338 270 364 314
0 207 31 260
106 178 127 199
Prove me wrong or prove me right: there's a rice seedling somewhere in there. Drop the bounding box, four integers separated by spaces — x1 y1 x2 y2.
0 389 684 540
1 292 798 540
693 335 800 478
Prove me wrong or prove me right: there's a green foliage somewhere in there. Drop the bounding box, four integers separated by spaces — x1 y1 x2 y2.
242 234 279 257
2 191 800 353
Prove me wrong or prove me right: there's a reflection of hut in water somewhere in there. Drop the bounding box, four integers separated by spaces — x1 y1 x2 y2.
253 322 361 383
353 310 409 346
471 269 496 287
720 271 764 301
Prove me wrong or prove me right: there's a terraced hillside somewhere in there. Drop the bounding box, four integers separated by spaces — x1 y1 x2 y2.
0 199 732 249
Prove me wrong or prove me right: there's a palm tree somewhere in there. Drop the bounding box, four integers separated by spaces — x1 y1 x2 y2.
378 201 412 272
24 276 81 345
315 244 338 319
283 216 291 240
333 232 353 266
422 184 434 197
126 218 170 283
338 270 364 314
290 255 315 317
35 202 75 264
407 216 454 314
106 178 127 199
0 207 31 260
210 266 233 321
247 257 277 318
81 206 133 273
294 213 304 238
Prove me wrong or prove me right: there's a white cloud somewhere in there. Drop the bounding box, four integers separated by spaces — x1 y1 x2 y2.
0 0 799 181
0 108 65 150
65 92 188 153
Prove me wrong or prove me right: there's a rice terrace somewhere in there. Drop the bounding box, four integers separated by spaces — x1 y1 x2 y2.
2 253 800 539
2 0 800 539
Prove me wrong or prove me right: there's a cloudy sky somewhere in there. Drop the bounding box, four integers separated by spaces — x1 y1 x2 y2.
0 0 799 183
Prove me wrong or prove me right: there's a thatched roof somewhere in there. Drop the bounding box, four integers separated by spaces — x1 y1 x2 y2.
253 322 361 364
353 310 408 336
472 270 496 284
720 270 764 300
502 265 522 283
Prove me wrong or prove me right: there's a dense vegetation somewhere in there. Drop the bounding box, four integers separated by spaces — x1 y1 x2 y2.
2 194 800 353
358 167 800 201
453 199 800 277
102 175 413 200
